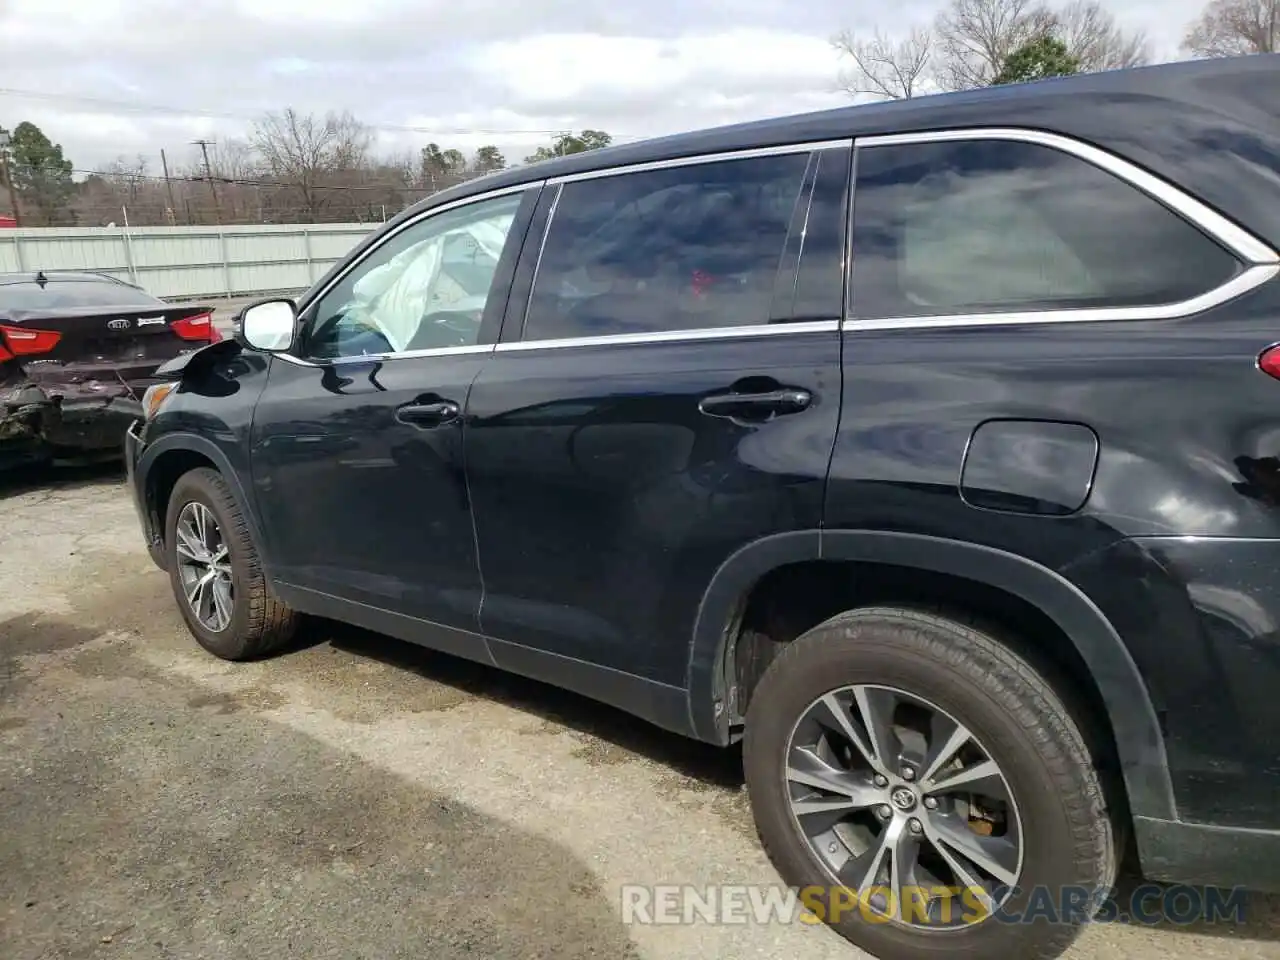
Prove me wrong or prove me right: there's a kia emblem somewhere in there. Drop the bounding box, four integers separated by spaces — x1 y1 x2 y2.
107 318 130 330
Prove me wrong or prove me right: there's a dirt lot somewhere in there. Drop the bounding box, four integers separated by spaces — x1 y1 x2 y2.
2 466 1279 959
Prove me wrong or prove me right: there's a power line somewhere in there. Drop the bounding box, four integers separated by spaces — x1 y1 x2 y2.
0 86 639 139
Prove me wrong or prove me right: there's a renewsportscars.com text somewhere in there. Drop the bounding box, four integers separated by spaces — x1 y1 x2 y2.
620 883 1248 927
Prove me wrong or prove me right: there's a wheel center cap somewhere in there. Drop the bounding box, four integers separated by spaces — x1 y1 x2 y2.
890 786 917 811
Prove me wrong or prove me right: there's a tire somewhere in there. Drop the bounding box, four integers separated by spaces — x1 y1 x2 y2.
164 466 298 660
743 606 1116 960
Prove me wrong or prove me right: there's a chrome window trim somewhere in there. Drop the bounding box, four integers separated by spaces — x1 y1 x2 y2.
275 342 497 367
285 181 540 364
545 138 853 186
855 128 1277 265
494 319 840 353
274 353 321 367
842 264 1280 333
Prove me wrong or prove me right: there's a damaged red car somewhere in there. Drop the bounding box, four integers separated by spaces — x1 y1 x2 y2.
0 270 219 468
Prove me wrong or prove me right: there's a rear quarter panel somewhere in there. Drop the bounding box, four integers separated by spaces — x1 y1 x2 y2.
826 278 1280 827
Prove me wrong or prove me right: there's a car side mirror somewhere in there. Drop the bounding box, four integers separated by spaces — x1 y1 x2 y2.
239 298 299 352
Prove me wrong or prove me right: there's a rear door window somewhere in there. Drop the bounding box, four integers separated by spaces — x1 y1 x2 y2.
522 152 811 341
849 138 1242 320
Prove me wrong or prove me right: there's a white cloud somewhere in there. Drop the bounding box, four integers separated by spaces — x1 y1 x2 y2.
0 0 1222 170
477 30 842 105
232 0 386 25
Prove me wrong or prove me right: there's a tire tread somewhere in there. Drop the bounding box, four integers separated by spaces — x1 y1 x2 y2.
166 467 297 660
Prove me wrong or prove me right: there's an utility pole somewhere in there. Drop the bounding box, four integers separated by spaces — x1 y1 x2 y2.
0 131 21 227
160 148 178 226
192 138 221 225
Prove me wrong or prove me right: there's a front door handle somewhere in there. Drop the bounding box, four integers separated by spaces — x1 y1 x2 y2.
698 388 812 422
396 400 460 428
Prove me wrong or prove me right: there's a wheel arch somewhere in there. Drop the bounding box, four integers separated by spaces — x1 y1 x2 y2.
138 433 272 578
684 529 1176 823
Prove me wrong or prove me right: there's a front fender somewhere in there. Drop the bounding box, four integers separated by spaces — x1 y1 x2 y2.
685 529 1176 823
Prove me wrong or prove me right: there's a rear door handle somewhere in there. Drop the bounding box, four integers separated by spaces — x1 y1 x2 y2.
396 400 460 427
698 388 812 421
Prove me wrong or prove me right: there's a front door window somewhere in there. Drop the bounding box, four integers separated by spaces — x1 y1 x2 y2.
305 192 523 359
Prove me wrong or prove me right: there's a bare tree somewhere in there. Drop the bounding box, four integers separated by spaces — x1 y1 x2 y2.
384 150 418 186
833 26 936 99
207 138 260 182
1057 0 1151 70
934 0 1059 89
195 138 261 221
53 106 495 226
73 154 168 225
330 112 373 170
1184 0 1279 56
250 108 373 221
103 155 149 205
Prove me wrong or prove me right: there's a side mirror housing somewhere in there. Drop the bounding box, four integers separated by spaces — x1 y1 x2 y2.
239 298 299 352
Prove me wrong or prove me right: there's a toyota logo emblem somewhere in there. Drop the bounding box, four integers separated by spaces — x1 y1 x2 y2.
107 318 130 330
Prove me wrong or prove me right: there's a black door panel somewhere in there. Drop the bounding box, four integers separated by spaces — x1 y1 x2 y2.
466 334 840 683
251 353 486 630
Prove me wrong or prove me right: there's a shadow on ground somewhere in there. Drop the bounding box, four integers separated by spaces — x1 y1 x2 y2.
1095 867 1280 941
318 618 744 790
0 618 643 959
0 459 125 499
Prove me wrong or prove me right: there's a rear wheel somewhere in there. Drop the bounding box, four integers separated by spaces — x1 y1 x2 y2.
743 606 1116 960
164 467 298 660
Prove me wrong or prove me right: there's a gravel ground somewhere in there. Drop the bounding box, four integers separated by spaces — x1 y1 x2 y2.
2 465 1279 959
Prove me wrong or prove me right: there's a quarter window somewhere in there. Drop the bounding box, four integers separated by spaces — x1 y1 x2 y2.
522 153 811 341
306 192 522 359
850 139 1241 320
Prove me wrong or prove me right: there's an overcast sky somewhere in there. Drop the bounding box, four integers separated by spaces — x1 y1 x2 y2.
1 0 1210 173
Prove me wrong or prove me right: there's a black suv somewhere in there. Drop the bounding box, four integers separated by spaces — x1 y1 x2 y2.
126 55 1280 960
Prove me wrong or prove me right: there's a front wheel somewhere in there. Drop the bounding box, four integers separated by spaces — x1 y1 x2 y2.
164 466 298 660
743 606 1116 960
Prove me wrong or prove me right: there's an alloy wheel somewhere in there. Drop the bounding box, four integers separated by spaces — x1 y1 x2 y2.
174 501 234 633
784 683 1024 927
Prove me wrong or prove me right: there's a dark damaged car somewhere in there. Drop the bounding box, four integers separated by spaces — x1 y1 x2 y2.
0 271 220 468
